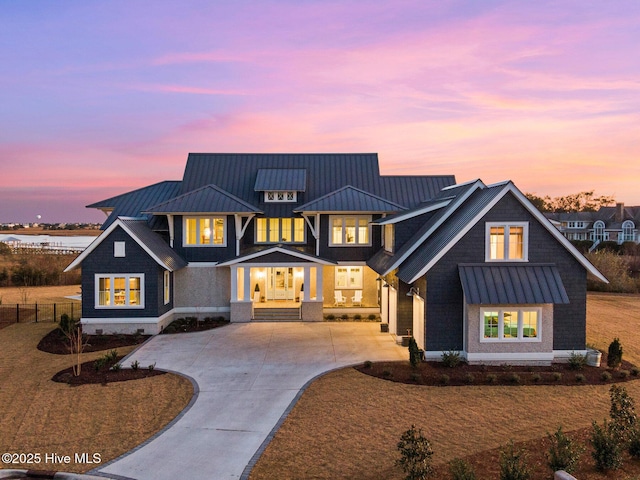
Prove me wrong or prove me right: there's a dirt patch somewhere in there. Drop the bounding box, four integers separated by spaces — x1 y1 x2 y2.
52 356 165 385
37 327 150 355
355 354 638 387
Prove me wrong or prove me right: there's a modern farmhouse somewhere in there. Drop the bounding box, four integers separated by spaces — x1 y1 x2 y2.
66 153 607 364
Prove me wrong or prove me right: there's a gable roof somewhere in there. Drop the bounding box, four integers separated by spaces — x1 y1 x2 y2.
295 185 406 213
216 245 336 266
459 264 570 305
87 181 182 230
254 168 307 192
144 184 262 214
396 181 608 284
65 218 187 272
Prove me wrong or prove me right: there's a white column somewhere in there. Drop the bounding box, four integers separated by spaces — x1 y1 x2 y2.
243 266 252 302
316 265 323 301
231 266 238 301
303 266 311 302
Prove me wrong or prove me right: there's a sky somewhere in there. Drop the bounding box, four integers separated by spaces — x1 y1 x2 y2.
1 0 639 223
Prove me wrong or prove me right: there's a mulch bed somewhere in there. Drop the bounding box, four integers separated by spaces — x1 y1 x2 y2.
161 316 229 334
37 328 151 355
52 356 165 385
356 354 639 387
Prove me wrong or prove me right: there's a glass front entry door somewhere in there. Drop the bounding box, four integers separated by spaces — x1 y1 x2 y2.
267 267 294 300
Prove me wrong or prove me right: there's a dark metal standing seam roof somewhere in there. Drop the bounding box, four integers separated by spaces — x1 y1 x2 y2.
458 264 570 304
143 184 262 214
254 169 307 191
376 175 456 207
295 185 406 213
119 219 187 271
87 181 182 230
397 186 507 283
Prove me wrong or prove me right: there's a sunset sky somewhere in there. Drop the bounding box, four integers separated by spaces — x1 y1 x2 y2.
1 1 639 223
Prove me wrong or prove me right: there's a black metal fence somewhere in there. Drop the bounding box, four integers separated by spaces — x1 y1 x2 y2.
0 302 80 325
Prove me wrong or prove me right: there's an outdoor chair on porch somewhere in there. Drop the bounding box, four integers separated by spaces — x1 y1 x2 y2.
334 290 346 306
351 290 363 306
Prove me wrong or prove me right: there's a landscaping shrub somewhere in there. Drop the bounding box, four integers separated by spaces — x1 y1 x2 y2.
486 374 497 384
353 313 362 320
439 374 450 385
396 424 434 480
506 373 521 385
531 373 541 383
590 420 622 471
568 351 587 370
546 426 584 474
441 350 461 368
499 440 530 480
608 338 623 369
586 251 640 293
59 313 74 334
463 373 475 385
601 371 612 382
632 366 640 376
575 373 585 383
408 337 421 367
609 385 637 444
368 314 376 320
449 458 476 480
552 372 562 382
619 369 630 379
363 360 373 369
131 360 140 370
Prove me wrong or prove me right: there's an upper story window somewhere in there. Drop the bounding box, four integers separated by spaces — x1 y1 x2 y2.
265 191 297 202
256 218 305 243
330 215 371 246
96 274 144 308
622 220 636 243
565 221 586 229
384 224 395 253
592 220 607 242
486 222 528 261
184 216 226 247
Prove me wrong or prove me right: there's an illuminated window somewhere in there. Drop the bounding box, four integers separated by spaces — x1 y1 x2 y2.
184 216 226 246
96 274 144 308
255 218 305 243
164 271 170 305
330 215 371 246
335 266 363 289
481 308 540 342
384 224 395 253
486 223 528 261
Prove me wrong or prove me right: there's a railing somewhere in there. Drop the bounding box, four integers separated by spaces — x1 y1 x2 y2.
0 302 80 325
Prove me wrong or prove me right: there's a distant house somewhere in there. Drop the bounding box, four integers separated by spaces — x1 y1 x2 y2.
66 153 607 364
546 203 640 246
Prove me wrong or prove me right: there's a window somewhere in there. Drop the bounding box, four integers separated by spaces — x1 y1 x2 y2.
335 266 363 289
481 308 540 342
264 191 297 202
114 241 126 257
384 224 395 253
486 223 528 261
330 215 371 246
95 274 144 308
622 221 635 243
255 218 305 243
591 220 607 243
164 271 170 305
184 216 226 246
564 221 586 229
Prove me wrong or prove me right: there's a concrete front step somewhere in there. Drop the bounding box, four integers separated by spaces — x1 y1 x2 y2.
253 308 301 322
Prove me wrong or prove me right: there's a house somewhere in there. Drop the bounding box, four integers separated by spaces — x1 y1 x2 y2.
546 203 640 246
65 153 606 365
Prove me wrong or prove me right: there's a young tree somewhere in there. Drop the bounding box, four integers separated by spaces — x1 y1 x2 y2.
396 424 434 480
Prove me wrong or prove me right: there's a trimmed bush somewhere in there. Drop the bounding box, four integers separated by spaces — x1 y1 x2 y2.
441 350 461 368
607 338 623 369
568 352 587 370
546 426 584 474
601 371 612 382
408 337 421 367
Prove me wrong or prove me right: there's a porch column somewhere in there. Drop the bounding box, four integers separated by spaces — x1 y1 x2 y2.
303 266 311 302
315 265 323 301
243 266 251 302
231 266 238 301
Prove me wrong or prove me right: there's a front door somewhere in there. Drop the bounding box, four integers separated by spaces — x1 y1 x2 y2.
267 267 294 300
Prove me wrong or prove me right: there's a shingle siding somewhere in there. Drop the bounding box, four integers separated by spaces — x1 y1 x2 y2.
81 227 167 319
172 215 237 263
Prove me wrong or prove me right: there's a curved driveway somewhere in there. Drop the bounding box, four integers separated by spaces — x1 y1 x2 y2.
95 322 405 480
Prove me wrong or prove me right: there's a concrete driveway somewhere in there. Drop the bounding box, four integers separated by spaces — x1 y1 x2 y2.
94 322 406 480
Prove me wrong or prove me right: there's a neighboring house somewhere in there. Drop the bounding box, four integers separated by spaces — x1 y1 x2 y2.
66 153 606 365
546 203 640 246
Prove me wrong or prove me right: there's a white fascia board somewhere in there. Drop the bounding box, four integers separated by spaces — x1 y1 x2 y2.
217 246 336 266
441 178 484 190
374 200 452 225
381 180 486 276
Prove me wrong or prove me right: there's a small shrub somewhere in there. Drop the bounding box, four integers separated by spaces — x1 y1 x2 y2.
601 371 612 382
340 313 349 320
410 372 420 382
590 420 622 471
499 440 530 480
441 350 461 368
507 373 521 385
326 314 335 320
568 352 587 370
111 363 122 372
449 458 476 480
439 374 450 386
619 369 630 379
607 338 623 369
363 360 373 369
609 384 637 443
396 424 434 480
107 349 118 362
59 313 73 334
409 337 421 368
131 360 140 370
464 373 475 385
575 374 585 383
552 372 562 382
546 426 584 474
93 357 107 371
531 373 541 383
382 369 392 378
631 366 640 376
148 362 156 371
486 374 497 384
368 314 376 320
